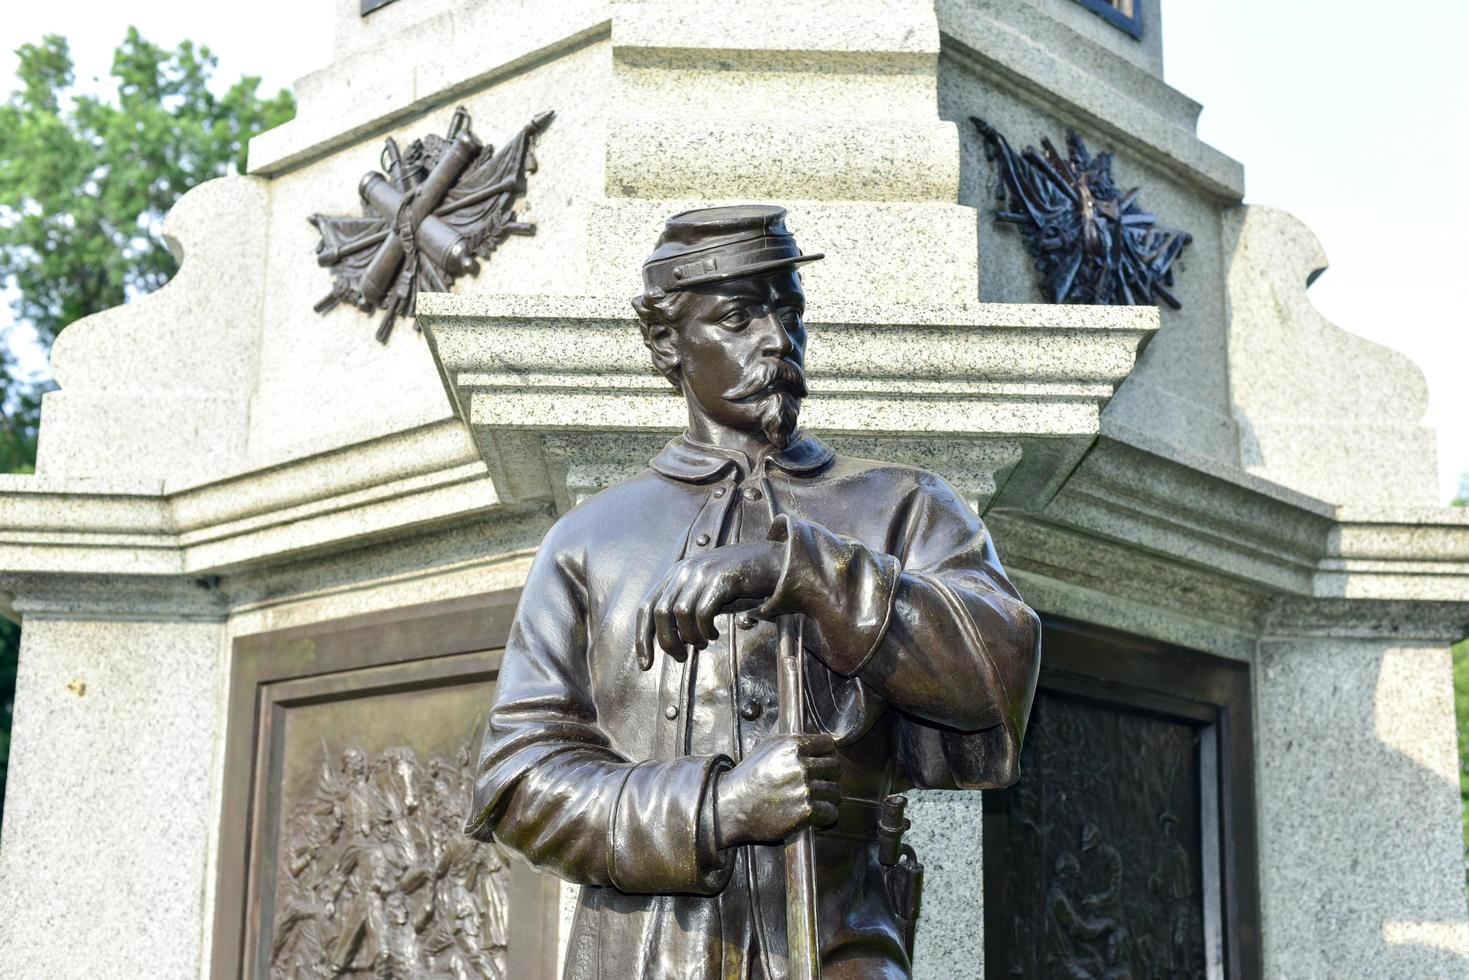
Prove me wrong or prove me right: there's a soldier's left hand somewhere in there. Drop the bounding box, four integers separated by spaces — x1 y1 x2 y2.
637 541 785 667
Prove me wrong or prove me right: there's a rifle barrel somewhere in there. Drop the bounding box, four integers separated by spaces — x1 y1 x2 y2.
777 615 822 980
434 175 523 217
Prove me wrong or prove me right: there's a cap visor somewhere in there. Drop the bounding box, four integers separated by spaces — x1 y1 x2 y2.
665 252 824 291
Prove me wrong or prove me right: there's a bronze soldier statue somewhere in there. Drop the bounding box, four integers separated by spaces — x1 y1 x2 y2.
465 205 1041 978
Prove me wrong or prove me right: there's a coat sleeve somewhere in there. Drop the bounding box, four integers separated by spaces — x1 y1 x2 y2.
463 522 734 894
757 472 1040 789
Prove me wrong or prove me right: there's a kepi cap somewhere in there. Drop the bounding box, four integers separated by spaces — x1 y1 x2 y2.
641 205 823 293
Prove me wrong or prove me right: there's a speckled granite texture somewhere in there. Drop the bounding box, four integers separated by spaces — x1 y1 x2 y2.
1 0 1466 977
0 619 224 980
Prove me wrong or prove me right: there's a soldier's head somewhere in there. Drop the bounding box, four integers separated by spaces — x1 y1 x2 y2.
1055 850 1081 884
632 206 822 449
1159 811 1179 841
342 748 367 779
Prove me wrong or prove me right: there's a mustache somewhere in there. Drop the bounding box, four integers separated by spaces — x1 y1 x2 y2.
723 358 808 401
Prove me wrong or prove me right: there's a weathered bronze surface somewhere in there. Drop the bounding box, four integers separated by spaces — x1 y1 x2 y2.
212 594 562 980
466 206 1043 978
971 118 1190 309
993 694 1204 979
310 106 553 342
270 740 512 978
984 618 1264 980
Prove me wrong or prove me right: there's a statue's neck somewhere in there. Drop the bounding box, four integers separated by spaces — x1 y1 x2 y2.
684 408 776 469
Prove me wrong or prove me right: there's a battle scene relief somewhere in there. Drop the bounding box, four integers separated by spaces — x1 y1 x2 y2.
990 692 1208 980
269 742 510 979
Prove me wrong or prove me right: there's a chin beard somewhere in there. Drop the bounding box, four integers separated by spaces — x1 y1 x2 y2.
757 392 802 449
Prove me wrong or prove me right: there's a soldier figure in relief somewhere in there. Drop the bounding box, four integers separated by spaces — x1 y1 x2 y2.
466 205 1042 978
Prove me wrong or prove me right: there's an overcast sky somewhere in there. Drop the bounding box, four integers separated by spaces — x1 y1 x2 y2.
3 1 1465 501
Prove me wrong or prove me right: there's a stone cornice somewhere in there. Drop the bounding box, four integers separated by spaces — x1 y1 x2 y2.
1262 596 1469 643
247 5 609 175
989 509 1276 636
418 291 1158 510
0 420 499 591
416 293 1469 646
1318 508 1469 603
994 436 1469 643
0 573 230 623
3 326 1460 645
1022 436 1335 594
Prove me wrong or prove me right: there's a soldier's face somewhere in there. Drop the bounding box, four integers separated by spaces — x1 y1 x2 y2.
672 271 808 447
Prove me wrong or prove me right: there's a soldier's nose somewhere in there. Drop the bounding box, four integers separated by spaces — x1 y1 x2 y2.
757 309 794 358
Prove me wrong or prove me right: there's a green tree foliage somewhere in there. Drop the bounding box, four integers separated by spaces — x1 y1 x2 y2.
0 29 293 831
0 30 294 345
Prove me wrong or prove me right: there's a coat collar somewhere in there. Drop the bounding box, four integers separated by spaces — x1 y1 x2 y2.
650 431 835 483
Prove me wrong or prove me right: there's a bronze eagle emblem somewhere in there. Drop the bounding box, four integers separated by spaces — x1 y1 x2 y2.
309 106 554 342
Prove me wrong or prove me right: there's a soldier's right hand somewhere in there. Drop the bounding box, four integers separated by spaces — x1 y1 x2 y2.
713 733 841 848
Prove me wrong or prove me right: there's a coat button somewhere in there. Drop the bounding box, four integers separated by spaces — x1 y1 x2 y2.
742 486 762 501
695 533 711 547
664 704 678 720
712 487 727 499
738 698 763 721
736 613 757 630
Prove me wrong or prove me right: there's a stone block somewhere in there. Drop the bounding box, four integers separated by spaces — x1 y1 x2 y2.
1253 638 1469 976
0 619 225 980
603 119 962 203
587 199 980 304
36 177 266 485
611 51 939 127
612 0 940 56
907 790 985 977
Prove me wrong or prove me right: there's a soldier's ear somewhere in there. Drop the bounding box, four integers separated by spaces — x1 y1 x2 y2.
632 291 683 388
645 328 682 389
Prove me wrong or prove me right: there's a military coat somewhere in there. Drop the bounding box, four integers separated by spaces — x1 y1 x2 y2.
466 433 1040 979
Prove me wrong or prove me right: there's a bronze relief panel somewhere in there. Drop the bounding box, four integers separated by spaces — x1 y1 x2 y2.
990 691 1208 979
213 594 560 980
984 618 1261 980
259 656 508 978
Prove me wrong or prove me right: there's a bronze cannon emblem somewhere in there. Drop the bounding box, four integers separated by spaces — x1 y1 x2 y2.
310 106 553 342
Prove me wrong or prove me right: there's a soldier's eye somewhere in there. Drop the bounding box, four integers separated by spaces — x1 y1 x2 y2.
721 310 750 329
